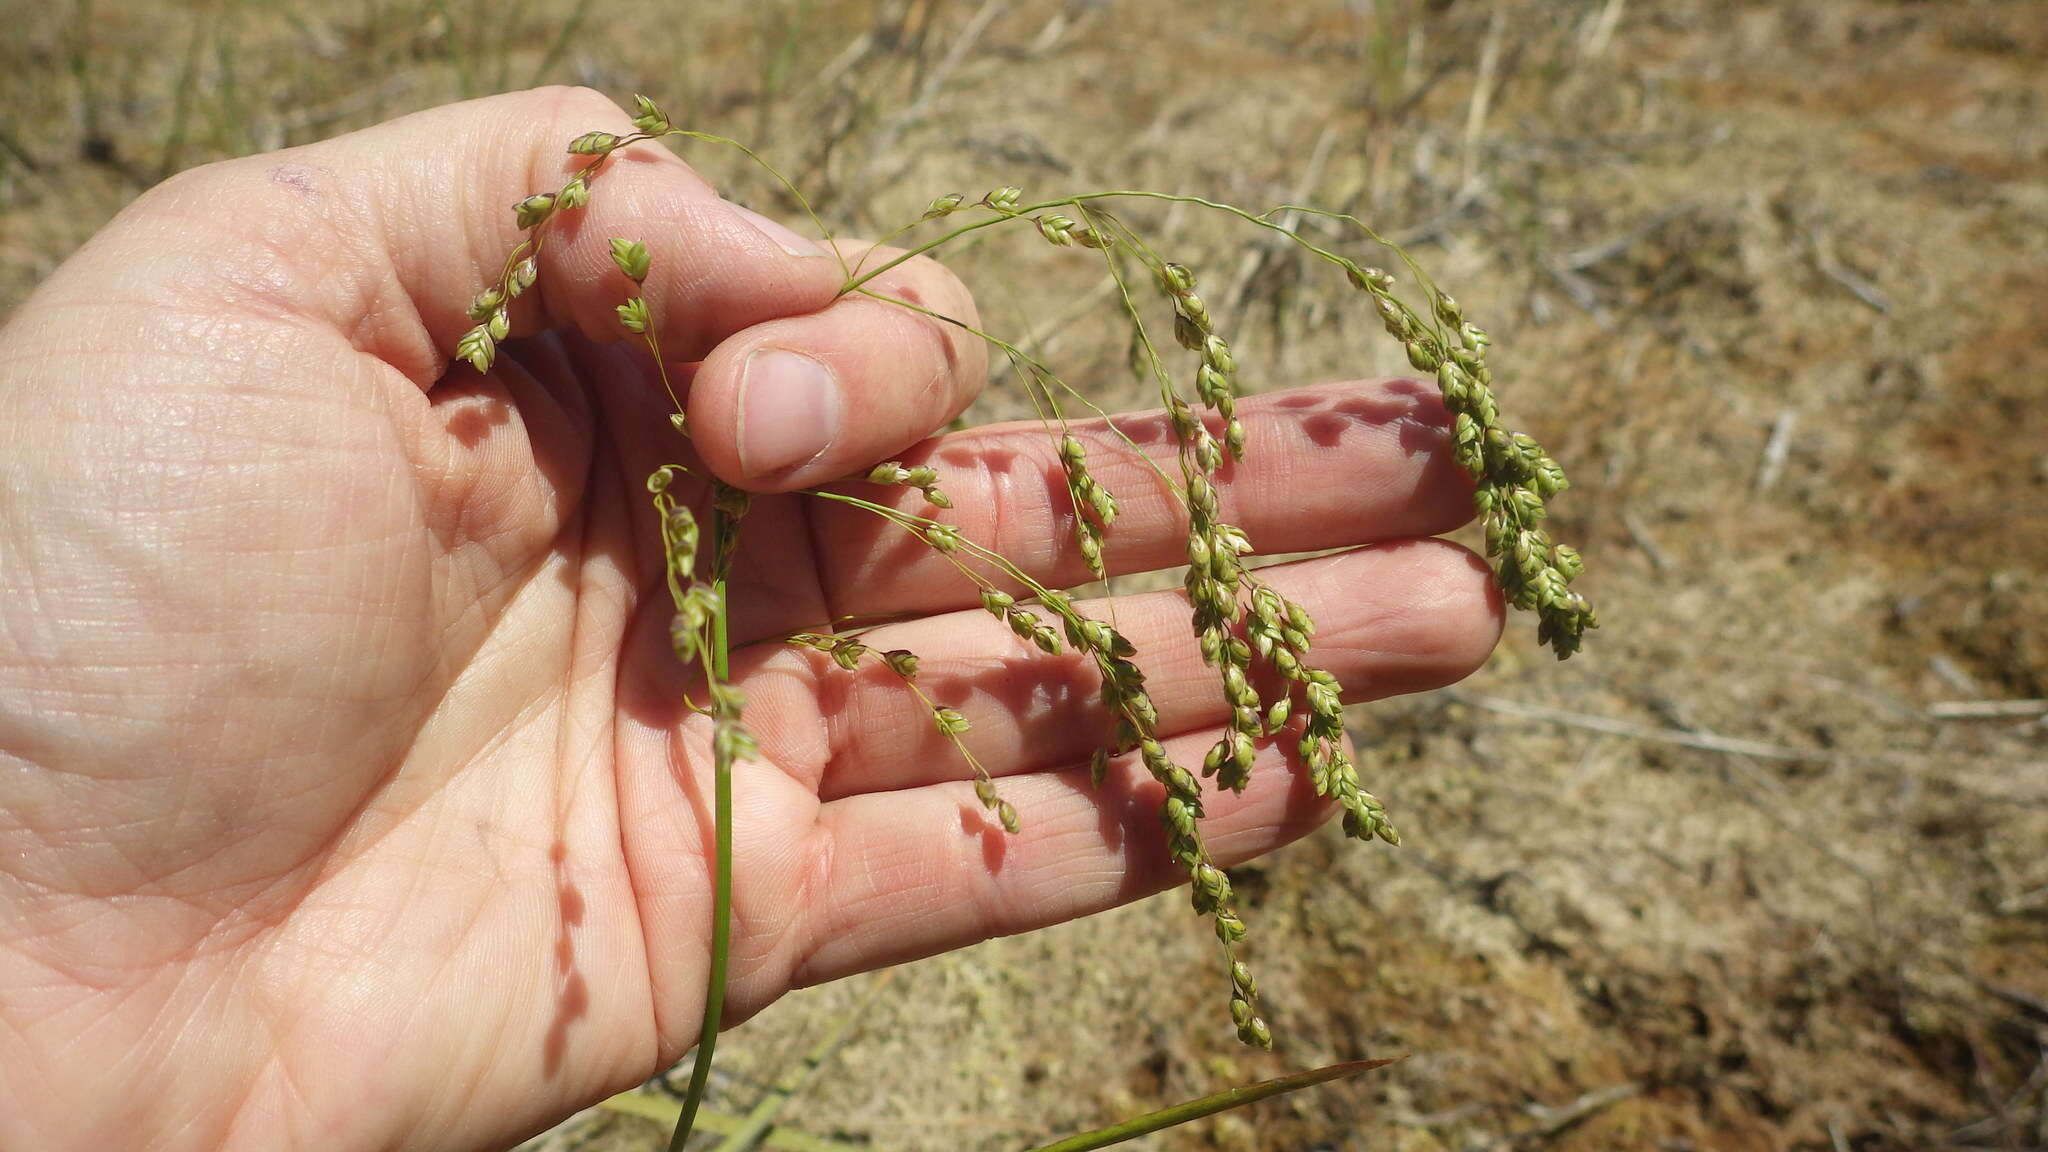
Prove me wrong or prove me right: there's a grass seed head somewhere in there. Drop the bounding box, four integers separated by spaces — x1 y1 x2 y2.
458 115 1599 1052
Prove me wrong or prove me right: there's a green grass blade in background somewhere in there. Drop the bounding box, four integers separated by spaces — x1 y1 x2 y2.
526 0 593 88
597 1093 875 1152
1021 1059 1398 1152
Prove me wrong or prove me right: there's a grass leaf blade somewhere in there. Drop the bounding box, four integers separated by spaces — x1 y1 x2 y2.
599 1094 876 1152
1022 1058 1398 1152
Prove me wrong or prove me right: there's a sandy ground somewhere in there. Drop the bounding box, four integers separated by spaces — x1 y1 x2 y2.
5 1 2045 1149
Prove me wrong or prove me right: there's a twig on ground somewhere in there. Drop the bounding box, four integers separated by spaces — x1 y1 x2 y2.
1928 654 1981 694
854 0 1004 203
1801 673 1922 721
1561 204 1694 271
1385 189 1484 249
1024 5 1094 56
1995 884 2048 916
1445 691 1889 886
1446 690 1820 762
1578 0 1627 58
1540 257 1607 323
1622 510 1671 569
1927 699 2048 720
1949 964 2048 1023
910 0 1002 114
1755 407 1797 491
1460 3 1507 188
1520 1081 1642 1140
809 29 875 93
1806 225 1891 314
1220 125 1338 319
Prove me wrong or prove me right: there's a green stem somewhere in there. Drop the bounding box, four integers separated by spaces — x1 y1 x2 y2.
838 190 1355 297
671 542 736 1151
1020 1059 1396 1152
838 189 1448 374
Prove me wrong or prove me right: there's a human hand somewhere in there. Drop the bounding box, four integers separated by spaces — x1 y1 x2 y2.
0 87 1501 1151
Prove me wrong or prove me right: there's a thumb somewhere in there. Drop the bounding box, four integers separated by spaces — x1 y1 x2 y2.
684 240 989 492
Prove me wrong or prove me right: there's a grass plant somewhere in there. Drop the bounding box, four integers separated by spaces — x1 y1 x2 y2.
455 94 1594 1149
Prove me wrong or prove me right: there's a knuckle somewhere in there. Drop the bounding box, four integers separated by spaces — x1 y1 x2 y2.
136 155 242 213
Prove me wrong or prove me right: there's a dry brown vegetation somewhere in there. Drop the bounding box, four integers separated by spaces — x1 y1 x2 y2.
5 1 2045 1149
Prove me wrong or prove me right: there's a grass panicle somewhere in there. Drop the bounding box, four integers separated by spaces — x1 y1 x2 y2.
452 95 1595 1146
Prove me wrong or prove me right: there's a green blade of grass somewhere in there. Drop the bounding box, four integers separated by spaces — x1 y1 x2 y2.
525 0 592 88
598 1092 877 1152
1021 1058 1398 1152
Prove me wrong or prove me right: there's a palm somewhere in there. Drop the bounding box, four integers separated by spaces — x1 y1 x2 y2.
0 88 1502 1152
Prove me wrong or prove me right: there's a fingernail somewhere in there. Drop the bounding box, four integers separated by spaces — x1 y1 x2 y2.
739 348 840 478
725 200 824 258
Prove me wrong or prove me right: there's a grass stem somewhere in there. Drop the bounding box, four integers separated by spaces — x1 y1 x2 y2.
670 543 737 1151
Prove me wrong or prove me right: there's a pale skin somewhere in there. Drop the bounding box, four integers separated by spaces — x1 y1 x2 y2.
0 88 1502 1151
